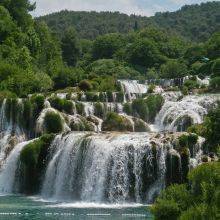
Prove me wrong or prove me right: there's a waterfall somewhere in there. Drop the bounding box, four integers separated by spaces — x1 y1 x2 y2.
0 85 218 204
119 80 148 101
41 132 167 203
0 99 26 165
155 95 219 132
0 140 32 194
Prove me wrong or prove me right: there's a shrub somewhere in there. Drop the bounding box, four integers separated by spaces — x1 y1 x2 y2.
151 199 180 220
75 102 84 115
70 117 95 131
49 97 74 114
132 98 149 122
180 147 190 183
102 112 133 132
116 91 124 102
209 77 220 91
62 100 74 114
44 112 64 134
148 84 155 93
31 95 45 117
85 92 99 102
123 103 133 115
107 91 113 102
78 80 92 91
22 99 33 132
94 102 104 118
183 79 200 90
131 95 164 123
151 184 191 220
179 204 212 220
145 95 164 122
179 133 198 157
151 162 220 220
182 86 189 95
49 96 63 111
188 162 220 201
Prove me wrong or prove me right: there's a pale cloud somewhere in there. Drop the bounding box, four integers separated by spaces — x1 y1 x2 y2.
31 0 213 17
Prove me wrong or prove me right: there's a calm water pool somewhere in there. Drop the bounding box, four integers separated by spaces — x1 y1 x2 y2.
0 195 153 219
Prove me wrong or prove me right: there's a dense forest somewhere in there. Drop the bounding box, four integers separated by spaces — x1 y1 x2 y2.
0 0 219 98
37 1 220 42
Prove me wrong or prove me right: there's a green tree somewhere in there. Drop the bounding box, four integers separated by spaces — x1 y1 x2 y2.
0 0 36 28
126 38 164 68
160 60 188 78
61 27 81 66
92 33 124 60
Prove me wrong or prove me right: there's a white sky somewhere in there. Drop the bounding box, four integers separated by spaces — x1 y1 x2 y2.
31 0 214 17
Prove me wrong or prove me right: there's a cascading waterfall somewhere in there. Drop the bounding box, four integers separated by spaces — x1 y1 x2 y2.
41 133 167 203
0 84 219 204
155 94 219 132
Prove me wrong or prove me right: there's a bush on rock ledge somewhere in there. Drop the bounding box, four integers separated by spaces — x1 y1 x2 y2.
44 111 64 134
102 112 133 132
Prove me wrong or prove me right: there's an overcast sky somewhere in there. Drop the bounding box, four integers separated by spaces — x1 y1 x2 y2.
31 0 213 17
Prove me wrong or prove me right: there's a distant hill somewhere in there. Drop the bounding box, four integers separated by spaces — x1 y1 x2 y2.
36 1 220 42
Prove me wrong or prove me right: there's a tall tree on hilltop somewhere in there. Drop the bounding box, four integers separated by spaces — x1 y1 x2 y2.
61 27 81 66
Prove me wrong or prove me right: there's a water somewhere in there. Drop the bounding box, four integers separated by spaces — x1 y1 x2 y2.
0 195 152 220
41 132 166 203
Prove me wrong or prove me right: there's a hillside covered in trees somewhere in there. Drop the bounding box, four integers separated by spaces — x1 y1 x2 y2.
0 0 219 98
37 1 220 42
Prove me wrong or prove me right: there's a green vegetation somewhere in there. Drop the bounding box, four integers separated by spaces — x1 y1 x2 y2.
44 111 64 134
102 112 133 132
188 104 220 153
20 134 55 193
131 95 164 123
178 133 198 157
49 96 74 114
151 162 220 220
37 2 220 42
70 117 95 131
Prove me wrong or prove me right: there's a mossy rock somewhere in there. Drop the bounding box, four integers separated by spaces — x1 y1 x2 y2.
179 133 198 157
166 150 182 186
31 95 45 118
102 112 133 132
180 147 190 183
133 118 151 132
44 111 64 134
131 95 164 123
70 117 95 131
20 134 55 194
49 96 74 114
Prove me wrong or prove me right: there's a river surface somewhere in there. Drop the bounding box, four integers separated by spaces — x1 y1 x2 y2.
0 195 152 220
